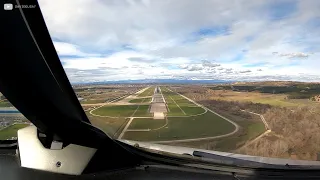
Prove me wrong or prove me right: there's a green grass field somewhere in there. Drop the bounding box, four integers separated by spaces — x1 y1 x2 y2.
178 121 265 152
138 87 154 97
129 97 152 103
86 112 128 138
92 105 151 117
172 110 266 151
161 87 205 116
171 94 195 106
181 106 205 115
213 121 265 151
166 104 205 116
122 111 236 141
162 87 183 117
92 105 138 117
0 124 29 139
167 104 186 116
132 105 152 117
128 118 166 130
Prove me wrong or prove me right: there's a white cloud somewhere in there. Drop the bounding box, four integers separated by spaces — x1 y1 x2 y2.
187 65 204 71
278 52 309 58
53 42 100 57
38 0 320 82
61 50 156 70
202 60 221 67
239 70 252 73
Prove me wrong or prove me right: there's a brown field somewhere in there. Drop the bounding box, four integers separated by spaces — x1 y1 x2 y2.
78 91 125 103
195 89 320 108
75 85 143 106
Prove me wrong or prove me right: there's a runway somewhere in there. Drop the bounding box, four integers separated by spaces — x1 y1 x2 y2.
149 87 167 119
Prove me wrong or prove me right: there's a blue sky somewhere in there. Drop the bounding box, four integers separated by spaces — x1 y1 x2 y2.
38 0 320 83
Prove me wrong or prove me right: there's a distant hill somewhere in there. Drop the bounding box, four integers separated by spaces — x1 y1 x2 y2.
72 79 320 86
232 81 320 86
73 79 234 85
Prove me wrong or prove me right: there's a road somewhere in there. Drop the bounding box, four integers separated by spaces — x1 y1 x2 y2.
118 117 134 139
237 129 271 151
241 110 270 130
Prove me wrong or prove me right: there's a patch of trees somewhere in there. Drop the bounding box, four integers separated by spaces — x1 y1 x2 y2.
287 92 316 99
175 86 208 95
210 86 233 90
200 99 272 117
238 106 320 160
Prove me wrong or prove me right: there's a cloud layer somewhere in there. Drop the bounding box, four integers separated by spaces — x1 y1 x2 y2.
38 0 320 83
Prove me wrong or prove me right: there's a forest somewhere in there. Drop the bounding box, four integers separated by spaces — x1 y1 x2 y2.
238 106 320 160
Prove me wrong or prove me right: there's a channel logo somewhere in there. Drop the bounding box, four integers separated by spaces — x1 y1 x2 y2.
4 3 13 10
